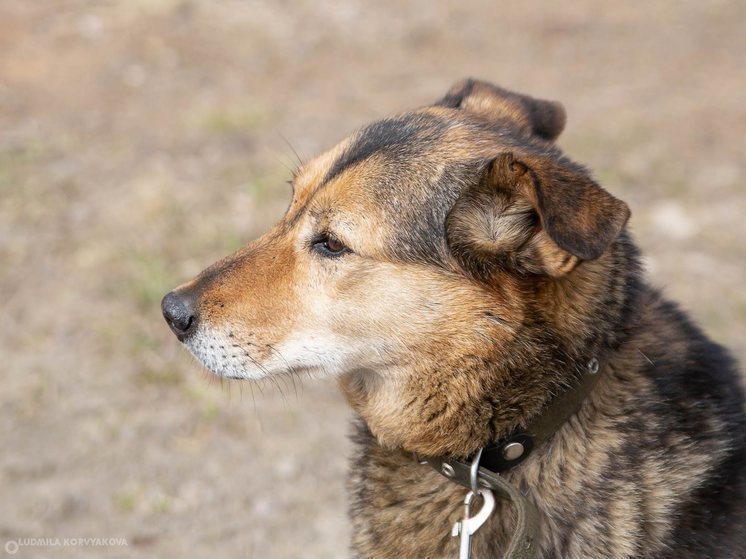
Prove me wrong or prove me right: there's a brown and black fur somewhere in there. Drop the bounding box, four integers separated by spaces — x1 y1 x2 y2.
162 79 746 558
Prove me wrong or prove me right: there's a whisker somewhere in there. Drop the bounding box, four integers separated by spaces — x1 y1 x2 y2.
269 376 288 406
278 132 305 168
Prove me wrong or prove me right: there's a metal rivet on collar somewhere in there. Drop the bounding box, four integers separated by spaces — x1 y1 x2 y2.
587 357 600 374
502 442 525 461
442 463 456 477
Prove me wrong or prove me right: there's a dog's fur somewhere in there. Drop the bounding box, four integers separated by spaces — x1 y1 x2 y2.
164 79 746 558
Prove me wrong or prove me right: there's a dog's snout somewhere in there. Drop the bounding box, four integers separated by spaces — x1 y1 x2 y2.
161 291 197 341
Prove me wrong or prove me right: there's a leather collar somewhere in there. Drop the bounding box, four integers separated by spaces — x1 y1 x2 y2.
424 355 606 487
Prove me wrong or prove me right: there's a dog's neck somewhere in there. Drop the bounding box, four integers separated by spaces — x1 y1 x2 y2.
339 236 644 460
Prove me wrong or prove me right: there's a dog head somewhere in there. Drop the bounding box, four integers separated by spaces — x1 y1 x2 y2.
162 79 631 457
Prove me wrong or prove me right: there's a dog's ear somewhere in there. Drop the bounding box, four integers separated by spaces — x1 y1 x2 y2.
446 152 630 277
436 79 567 142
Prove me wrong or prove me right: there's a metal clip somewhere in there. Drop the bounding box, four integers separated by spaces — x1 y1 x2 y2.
451 488 496 559
470 447 484 494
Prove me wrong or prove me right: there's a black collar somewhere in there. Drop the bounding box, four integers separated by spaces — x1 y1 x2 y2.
424 355 605 487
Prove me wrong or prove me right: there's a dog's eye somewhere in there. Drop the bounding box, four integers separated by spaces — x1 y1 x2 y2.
312 234 350 257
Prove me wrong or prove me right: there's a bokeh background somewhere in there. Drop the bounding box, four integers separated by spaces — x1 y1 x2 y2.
1 1 744 557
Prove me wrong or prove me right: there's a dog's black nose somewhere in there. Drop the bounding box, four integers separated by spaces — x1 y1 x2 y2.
161 291 197 340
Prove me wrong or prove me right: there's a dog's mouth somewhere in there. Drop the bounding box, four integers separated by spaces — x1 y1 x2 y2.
180 327 262 380
167 314 370 382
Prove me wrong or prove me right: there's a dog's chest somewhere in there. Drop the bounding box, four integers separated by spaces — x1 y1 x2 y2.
345 416 664 559
347 425 524 558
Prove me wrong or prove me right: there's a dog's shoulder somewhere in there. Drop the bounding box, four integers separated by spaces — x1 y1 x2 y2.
638 292 746 556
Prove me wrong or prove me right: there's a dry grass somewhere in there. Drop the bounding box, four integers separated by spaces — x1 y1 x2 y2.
1 1 744 557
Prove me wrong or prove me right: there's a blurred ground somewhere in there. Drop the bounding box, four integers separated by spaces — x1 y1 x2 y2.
0 1 744 557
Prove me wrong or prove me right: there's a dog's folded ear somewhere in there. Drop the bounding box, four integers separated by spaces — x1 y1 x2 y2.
446 152 630 278
436 79 567 142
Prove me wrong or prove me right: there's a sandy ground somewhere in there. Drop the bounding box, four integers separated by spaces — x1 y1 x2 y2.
0 1 744 557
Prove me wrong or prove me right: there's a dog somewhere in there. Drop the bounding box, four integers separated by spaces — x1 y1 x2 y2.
162 79 746 558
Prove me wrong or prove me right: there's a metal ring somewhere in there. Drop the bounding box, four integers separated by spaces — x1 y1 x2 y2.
442 463 456 478
588 357 600 374
470 447 484 494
